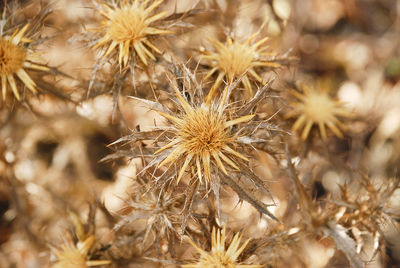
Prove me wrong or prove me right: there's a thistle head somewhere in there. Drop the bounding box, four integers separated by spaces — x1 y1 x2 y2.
202 33 282 100
214 37 256 80
92 0 171 68
286 82 351 140
0 24 50 101
156 86 254 184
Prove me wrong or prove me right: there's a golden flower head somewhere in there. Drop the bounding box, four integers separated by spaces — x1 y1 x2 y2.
92 0 171 68
0 24 50 101
52 236 110 268
183 226 262 268
156 86 254 184
202 33 281 101
108 66 279 221
286 83 351 140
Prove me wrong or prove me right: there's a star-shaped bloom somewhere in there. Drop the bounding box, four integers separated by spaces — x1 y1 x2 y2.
92 0 171 68
286 84 351 140
155 87 254 184
0 24 50 101
202 33 282 101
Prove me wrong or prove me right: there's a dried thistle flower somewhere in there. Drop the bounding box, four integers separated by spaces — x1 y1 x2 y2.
0 24 50 101
108 66 280 221
92 0 171 68
156 86 254 184
52 236 110 268
183 226 262 268
201 33 283 101
286 82 351 140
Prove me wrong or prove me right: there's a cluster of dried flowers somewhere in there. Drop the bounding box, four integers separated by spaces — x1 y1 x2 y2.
0 0 399 267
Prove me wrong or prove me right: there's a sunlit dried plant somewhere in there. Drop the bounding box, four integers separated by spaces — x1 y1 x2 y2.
201 33 285 101
156 86 254 184
108 65 280 221
286 82 351 140
0 24 50 101
183 226 262 268
92 0 171 68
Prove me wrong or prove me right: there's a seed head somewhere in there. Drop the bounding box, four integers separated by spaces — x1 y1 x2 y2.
156 87 254 184
0 24 50 101
286 84 351 140
183 227 262 268
202 33 281 101
92 0 171 68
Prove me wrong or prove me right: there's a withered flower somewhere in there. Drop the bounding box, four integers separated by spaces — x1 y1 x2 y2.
183 226 262 268
92 0 171 68
108 66 280 221
156 86 254 184
286 83 351 140
201 33 284 101
0 24 50 101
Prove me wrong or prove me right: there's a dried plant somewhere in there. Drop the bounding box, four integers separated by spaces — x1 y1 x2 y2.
334 177 400 257
109 65 281 222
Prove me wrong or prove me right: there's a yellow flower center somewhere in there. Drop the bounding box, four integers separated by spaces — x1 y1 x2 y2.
179 107 230 155
0 39 26 75
303 92 335 123
107 5 147 43
217 42 254 80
